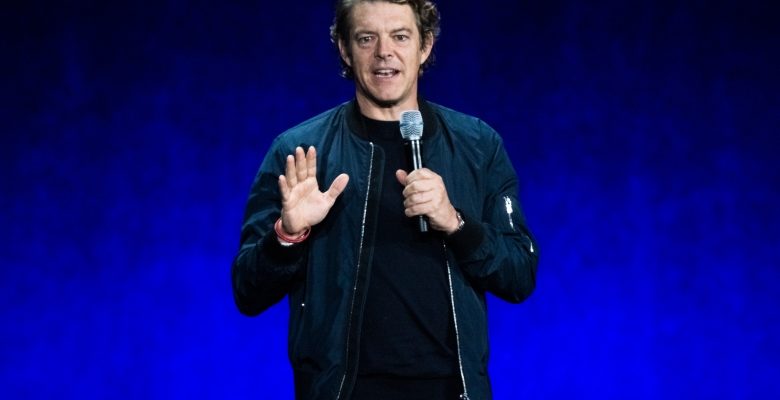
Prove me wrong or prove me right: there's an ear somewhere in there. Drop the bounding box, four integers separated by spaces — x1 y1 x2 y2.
420 31 434 65
338 39 352 67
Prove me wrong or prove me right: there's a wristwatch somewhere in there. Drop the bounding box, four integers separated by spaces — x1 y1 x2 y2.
454 210 465 232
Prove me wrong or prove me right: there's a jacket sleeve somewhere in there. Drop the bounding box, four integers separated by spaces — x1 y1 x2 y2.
446 122 539 303
231 138 308 316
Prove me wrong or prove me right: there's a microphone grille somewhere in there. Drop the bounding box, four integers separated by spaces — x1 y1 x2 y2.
399 110 423 140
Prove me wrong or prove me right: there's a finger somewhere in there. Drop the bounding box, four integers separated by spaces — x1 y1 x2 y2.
285 154 297 187
404 200 433 217
402 179 433 198
404 197 430 208
278 175 290 200
404 168 433 185
404 191 428 207
295 147 307 183
326 173 350 201
306 146 317 180
395 169 408 186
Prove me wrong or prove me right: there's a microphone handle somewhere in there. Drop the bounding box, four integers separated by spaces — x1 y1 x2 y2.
406 139 429 233
418 215 429 233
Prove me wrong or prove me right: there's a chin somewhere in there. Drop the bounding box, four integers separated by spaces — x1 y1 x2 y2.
365 92 402 108
374 98 401 108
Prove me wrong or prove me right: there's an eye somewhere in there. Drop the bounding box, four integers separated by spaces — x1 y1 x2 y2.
395 34 410 42
356 35 374 46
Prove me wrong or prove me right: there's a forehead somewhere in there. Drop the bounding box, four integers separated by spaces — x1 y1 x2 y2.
350 1 418 33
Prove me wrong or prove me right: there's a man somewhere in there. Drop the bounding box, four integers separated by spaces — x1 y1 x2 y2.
231 1 538 399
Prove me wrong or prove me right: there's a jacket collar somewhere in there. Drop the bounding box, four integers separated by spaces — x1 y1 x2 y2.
346 98 441 142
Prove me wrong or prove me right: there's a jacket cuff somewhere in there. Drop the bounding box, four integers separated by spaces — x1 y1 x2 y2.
260 229 308 267
445 211 485 259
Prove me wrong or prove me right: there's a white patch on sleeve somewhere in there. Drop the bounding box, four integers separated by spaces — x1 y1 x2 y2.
503 196 515 231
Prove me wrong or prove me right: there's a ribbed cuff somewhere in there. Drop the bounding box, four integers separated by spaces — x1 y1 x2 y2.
261 229 308 265
445 210 485 259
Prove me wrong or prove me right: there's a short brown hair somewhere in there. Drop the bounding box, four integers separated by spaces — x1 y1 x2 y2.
329 0 441 79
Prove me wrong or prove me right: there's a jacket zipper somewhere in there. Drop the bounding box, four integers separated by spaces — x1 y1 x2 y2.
444 243 470 400
336 143 375 399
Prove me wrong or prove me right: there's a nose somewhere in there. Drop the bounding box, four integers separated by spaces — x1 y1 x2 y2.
374 36 392 60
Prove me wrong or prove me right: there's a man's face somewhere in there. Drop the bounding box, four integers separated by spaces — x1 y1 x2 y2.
339 1 433 116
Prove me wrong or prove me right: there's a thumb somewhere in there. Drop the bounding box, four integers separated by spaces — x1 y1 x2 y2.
326 173 350 200
395 169 408 186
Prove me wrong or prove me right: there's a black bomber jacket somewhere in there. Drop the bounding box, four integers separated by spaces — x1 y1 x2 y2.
232 99 538 400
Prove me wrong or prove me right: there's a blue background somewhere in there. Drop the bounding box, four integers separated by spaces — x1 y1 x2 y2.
2 1 779 398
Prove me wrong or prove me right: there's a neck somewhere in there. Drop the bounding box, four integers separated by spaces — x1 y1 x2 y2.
354 93 419 121
347 98 439 142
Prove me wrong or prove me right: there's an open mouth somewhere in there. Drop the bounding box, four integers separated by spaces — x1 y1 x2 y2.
373 68 400 78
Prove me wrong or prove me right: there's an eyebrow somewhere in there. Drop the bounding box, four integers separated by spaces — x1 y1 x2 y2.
390 28 413 34
353 27 413 37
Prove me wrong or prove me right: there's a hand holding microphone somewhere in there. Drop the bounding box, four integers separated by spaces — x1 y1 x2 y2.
397 110 460 234
399 110 428 232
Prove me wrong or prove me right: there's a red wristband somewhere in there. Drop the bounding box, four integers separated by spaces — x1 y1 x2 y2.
274 218 310 244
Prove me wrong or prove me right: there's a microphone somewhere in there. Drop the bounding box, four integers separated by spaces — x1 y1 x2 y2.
399 110 428 233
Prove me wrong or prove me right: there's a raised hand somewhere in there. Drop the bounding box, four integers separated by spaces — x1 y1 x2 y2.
396 168 460 234
277 146 349 235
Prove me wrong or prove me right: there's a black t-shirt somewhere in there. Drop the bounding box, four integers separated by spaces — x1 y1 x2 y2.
354 112 458 380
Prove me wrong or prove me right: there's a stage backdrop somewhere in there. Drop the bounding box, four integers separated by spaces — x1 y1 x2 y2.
2 1 778 398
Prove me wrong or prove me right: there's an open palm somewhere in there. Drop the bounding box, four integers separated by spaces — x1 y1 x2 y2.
277 146 349 235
